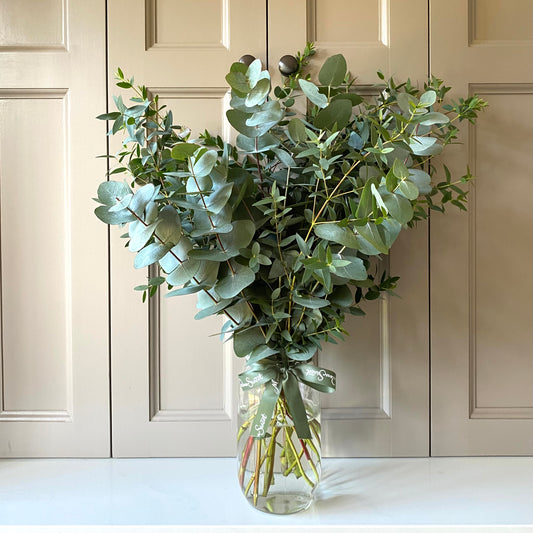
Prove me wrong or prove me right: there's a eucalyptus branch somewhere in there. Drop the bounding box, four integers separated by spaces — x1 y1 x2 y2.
122 203 240 326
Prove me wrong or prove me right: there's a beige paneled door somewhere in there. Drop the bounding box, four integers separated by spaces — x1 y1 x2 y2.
108 0 267 456
0 0 109 456
430 0 533 455
109 0 431 457
269 0 430 457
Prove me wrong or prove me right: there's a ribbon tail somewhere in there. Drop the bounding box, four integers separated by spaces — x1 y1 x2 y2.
292 363 336 393
249 380 281 439
283 372 312 440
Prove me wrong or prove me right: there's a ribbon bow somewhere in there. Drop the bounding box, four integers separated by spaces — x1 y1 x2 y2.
238 362 336 439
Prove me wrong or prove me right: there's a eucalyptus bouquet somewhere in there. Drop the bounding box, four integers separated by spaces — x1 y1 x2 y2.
95 44 485 511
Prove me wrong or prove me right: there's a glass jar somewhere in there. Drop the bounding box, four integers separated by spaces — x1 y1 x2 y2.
237 380 321 514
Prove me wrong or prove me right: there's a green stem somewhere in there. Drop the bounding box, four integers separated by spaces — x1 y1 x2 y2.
283 428 315 488
253 439 262 505
263 426 279 497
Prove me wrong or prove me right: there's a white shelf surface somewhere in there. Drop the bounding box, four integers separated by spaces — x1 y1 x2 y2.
0 457 532 527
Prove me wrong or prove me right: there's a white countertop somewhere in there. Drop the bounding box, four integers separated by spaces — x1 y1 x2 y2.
0 457 532 528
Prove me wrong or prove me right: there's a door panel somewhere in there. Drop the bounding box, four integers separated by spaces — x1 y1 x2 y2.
430 0 533 455
269 0 430 457
108 0 266 457
0 0 109 457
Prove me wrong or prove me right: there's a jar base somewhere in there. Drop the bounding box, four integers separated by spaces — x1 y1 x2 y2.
246 492 313 514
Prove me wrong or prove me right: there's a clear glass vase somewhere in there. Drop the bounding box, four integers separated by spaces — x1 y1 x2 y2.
237 380 321 514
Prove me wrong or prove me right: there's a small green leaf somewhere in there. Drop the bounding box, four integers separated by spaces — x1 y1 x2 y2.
96 112 121 121
167 259 202 285
94 205 136 225
171 143 198 161
219 220 255 256
314 99 352 131
156 205 182 245
206 182 233 214
331 253 367 280
215 263 255 299
134 243 169 269
293 293 330 309
382 192 414 224
392 158 409 179
420 90 437 107
408 136 441 156
193 150 218 178
129 220 158 252
356 222 389 254
97 181 131 206
299 79 328 108
398 180 419 200
329 285 353 307
397 93 417 115
288 118 307 144
417 111 450 125
245 100 283 127
226 109 273 138
314 223 359 249
245 77 270 107
130 183 157 216
233 327 264 357
408 169 432 194
225 71 249 97
356 180 373 218
318 53 347 86
332 92 363 106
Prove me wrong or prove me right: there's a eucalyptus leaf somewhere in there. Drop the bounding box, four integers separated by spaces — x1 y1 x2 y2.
226 109 273 138
416 111 449 125
348 131 363 150
314 223 359 249
245 101 283 127
293 293 330 309
331 253 367 280
193 150 218 178
219 220 255 256
94 205 136 225
215 263 255 299
318 54 347 86
397 92 417 115
288 118 307 144
236 132 279 153
166 258 202 285
398 179 419 200
245 77 270 107
233 327 264 357
97 181 131 206
171 143 198 161
134 242 170 269
225 70 249 97
329 285 353 307
129 183 157 216
409 136 442 156
408 169 432 194
314 99 352 131
129 220 158 252
382 192 414 224
356 222 389 254
420 90 437 107
206 182 233 214
299 79 328 108
286 344 316 362
332 92 363 106
246 59 263 88
156 205 182 245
